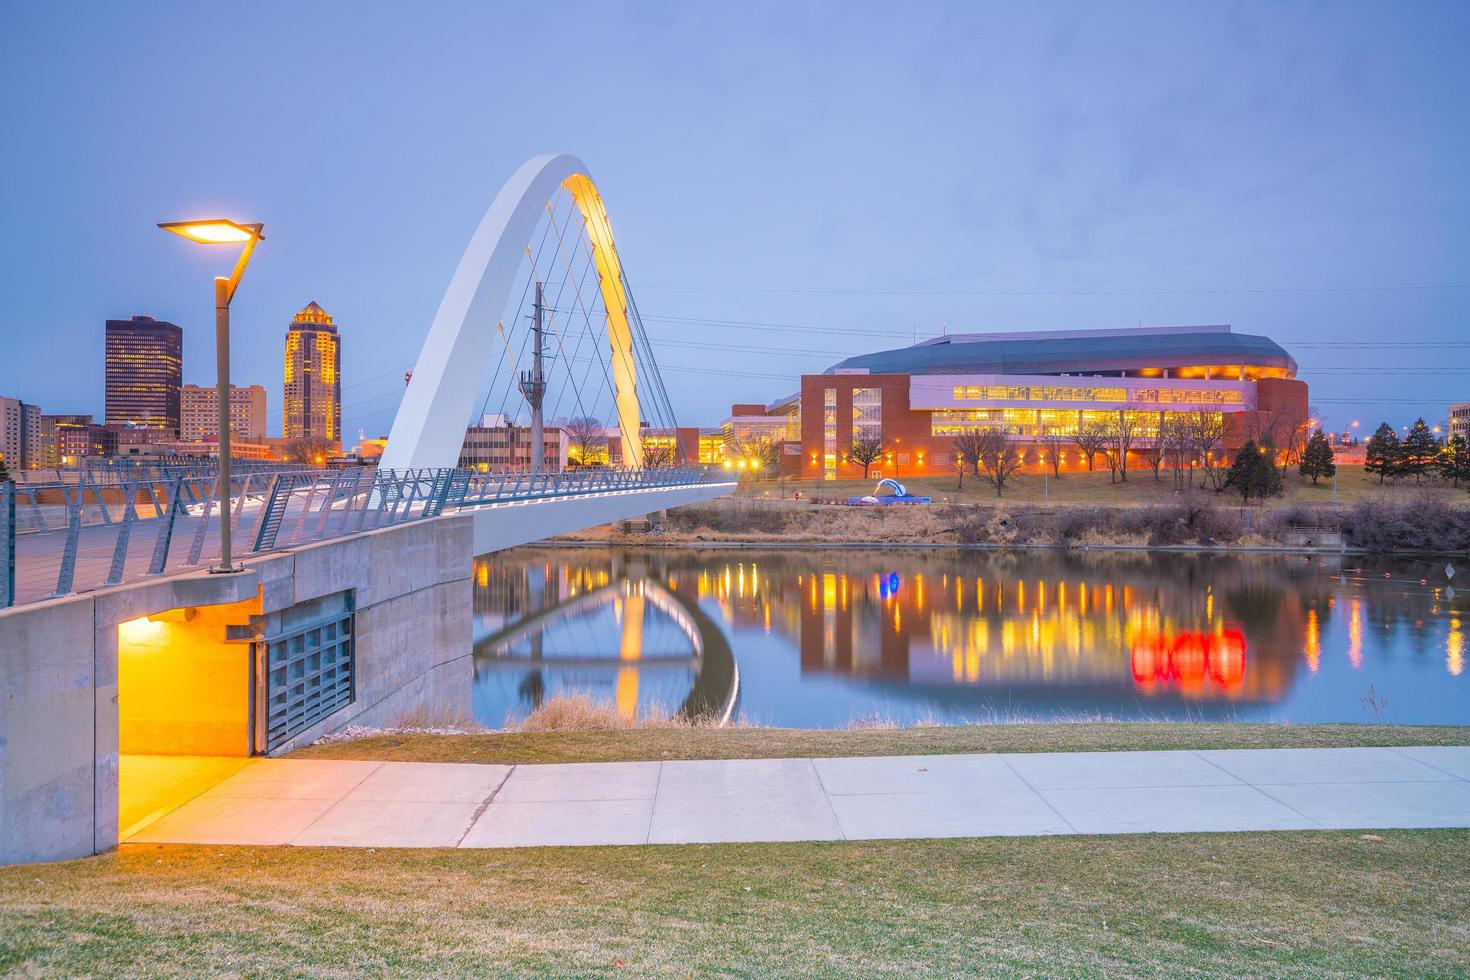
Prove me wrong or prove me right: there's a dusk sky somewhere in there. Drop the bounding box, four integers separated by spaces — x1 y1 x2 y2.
2 1 1467 441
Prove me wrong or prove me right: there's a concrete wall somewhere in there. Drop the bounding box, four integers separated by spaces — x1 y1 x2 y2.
1 481 733 865
0 514 474 865
117 598 260 757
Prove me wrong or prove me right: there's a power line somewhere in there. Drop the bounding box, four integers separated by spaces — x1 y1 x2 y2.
636 283 1470 298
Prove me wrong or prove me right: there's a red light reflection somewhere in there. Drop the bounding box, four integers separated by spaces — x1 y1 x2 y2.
1131 629 1246 691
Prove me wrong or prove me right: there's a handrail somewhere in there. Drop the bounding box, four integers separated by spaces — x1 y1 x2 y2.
2 464 725 609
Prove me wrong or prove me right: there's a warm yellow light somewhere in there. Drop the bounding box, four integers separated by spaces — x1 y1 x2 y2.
736 459 747 469
118 615 165 644
722 460 733 470
157 219 263 245
749 460 761 471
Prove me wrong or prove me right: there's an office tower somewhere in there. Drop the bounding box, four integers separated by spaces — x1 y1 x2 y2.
0 396 41 472
180 384 267 442
105 315 183 433
283 301 341 447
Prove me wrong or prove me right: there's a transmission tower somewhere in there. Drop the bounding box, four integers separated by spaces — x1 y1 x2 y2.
518 281 548 474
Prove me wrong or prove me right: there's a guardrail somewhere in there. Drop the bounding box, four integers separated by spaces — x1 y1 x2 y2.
1 465 723 609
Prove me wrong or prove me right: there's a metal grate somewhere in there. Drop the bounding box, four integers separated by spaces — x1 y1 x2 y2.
257 592 355 752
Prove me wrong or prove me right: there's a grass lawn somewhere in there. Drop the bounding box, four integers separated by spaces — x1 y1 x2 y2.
289 722 1470 766
3 832 1466 976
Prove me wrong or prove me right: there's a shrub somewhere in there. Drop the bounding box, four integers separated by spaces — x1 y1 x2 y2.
1345 495 1470 553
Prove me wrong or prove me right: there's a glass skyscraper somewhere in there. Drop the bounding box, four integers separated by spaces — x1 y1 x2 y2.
104 316 183 433
283 301 342 447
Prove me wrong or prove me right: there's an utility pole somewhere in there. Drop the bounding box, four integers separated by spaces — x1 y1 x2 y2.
518 281 548 475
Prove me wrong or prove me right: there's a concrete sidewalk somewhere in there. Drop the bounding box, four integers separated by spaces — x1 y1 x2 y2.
122 746 1470 850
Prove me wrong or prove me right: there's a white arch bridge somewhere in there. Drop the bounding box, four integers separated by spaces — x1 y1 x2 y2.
1 155 732 608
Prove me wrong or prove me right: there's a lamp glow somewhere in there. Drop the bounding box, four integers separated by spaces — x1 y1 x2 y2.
157 219 264 245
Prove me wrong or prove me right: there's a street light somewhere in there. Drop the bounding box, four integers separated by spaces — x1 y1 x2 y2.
158 217 264 574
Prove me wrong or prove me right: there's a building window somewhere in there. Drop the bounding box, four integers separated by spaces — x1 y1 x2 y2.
852 387 882 441
822 389 837 480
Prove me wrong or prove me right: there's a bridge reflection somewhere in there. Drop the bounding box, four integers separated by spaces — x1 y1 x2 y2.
473 557 736 725
472 547 1468 725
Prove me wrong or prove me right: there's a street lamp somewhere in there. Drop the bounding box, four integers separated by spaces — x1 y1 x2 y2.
158 217 264 574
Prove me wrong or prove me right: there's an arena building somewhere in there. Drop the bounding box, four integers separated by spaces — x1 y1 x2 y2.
730 325 1309 481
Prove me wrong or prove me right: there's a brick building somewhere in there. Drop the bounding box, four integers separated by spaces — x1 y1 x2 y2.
735 326 1309 482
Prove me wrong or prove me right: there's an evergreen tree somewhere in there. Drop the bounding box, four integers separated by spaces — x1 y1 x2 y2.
0 456 11 484
1438 435 1470 488
1364 422 1402 484
1224 440 1283 503
1298 430 1336 485
1401 417 1440 483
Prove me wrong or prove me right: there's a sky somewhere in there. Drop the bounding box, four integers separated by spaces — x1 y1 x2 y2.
1 0 1467 442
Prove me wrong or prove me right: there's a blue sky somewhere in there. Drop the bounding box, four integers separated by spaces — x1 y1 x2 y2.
1 0 1466 440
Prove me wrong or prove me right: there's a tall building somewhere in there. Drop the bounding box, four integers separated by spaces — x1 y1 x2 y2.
1449 402 1470 443
283 301 342 447
105 315 183 433
180 383 267 442
0 396 41 472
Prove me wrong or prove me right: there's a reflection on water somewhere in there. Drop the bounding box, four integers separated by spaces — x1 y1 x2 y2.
471 547 1469 728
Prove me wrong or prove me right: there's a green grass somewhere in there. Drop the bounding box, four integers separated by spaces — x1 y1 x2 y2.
3 832 1467 976
289 722 1470 766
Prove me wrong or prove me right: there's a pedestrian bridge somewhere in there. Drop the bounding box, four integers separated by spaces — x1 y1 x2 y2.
2 463 731 608
0 152 738 865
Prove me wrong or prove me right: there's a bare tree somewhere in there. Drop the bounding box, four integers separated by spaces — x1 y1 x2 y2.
976 428 1024 497
1071 422 1108 473
285 435 336 466
640 439 676 468
730 435 782 478
564 417 606 466
1038 430 1066 478
952 427 987 477
845 435 886 478
1099 412 1137 483
952 450 965 490
1187 411 1228 491
1159 414 1193 490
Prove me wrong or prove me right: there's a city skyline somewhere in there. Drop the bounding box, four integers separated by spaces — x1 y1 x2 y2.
1 3 1466 441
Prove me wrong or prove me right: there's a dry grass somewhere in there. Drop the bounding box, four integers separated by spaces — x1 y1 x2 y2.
291 721 1470 766
738 468 1464 509
512 694 706 732
3 832 1467 976
560 483 1470 551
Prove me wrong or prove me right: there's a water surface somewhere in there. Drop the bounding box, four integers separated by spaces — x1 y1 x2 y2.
470 546 1468 728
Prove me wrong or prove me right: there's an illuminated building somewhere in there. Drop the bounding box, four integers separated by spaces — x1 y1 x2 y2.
104 316 183 434
458 415 569 472
165 437 276 461
1449 402 1470 443
180 384 267 442
758 325 1309 480
0 396 41 471
283 301 342 448
41 414 114 465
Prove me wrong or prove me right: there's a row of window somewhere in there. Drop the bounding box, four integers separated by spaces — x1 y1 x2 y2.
951 384 1245 405
931 408 1224 438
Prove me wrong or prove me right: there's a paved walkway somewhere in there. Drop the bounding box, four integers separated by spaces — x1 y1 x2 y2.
122 746 1470 849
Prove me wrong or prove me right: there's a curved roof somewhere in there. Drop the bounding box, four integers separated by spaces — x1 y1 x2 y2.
825 326 1296 377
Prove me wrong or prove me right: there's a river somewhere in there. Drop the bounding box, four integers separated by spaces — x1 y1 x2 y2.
469 546 1468 728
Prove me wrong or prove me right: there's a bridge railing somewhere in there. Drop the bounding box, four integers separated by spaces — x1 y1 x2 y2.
2 465 723 608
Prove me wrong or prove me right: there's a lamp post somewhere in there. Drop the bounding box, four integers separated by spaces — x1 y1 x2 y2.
157 218 264 574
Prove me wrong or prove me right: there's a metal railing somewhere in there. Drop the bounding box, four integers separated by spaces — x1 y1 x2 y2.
1 465 723 609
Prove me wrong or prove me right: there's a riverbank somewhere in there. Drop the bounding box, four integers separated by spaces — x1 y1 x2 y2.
291 722 1470 765
4 832 1466 975
558 492 1470 553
